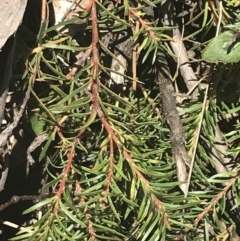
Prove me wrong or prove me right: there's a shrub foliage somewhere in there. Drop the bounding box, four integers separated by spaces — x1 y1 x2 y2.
1 0 240 240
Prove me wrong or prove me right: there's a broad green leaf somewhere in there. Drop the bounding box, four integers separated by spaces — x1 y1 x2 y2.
202 30 240 63
30 113 48 135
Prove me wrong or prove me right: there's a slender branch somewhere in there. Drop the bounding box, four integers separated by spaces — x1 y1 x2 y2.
53 142 75 213
132 9 140 91
170 28 199 100
160 0 199 100
185 84 209 198
53 0 98 213
105 138 114 195
55 0 169 229
98 109 170 228
156 50 190 195
129 8 159 42
0 193 52 212
91 0 99 84
176 177 238 240
0 88 31 192
26 133 49 175
0 163 8 193
75 182 97 239
0 87 31 150
88 1 169 226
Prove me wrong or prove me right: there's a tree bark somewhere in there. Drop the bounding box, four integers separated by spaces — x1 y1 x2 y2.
0 0 28 50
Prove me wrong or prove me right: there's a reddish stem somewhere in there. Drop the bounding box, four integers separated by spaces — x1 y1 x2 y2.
176 177 237 240
99 110 169 228
54 146 75 213
129 8 159 42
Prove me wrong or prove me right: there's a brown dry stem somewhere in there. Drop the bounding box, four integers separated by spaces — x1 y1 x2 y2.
156 51 190 195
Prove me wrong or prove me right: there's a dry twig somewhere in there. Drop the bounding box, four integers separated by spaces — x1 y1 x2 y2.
156 51 190 195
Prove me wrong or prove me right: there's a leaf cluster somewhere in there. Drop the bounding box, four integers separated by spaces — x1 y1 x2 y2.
8 0 240 241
